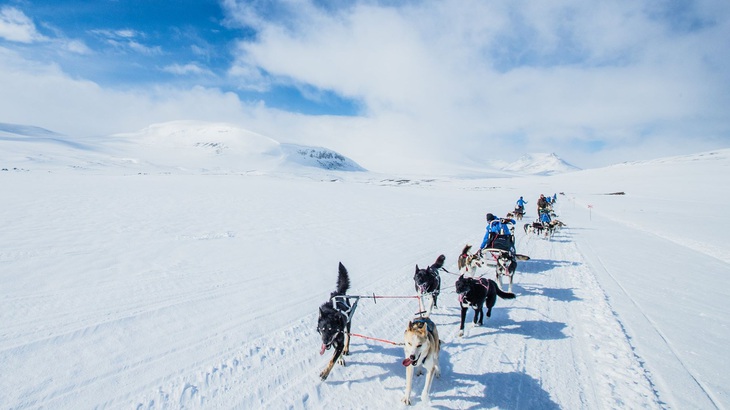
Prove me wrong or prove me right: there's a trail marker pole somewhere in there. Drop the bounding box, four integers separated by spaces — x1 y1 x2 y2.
588 204 593 220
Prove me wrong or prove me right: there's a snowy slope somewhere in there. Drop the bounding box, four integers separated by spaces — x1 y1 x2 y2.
492 153 581 175
0 121 366 173
1 145 728 409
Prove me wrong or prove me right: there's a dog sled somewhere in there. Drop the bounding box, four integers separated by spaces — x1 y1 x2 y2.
481 248 530 261
513 207 525 220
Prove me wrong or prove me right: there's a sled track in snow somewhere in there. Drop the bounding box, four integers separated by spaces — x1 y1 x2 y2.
576 240 722 410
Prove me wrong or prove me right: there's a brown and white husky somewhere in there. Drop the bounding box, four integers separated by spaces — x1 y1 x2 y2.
401 317 441 405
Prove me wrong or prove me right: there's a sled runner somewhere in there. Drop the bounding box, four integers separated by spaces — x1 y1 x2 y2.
481 248 530 261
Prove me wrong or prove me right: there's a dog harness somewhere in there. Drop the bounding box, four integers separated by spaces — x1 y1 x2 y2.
458 278 490 304
330 295 360 325
411 317 435 334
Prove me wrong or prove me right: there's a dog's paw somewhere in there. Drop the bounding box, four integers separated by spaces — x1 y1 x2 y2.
402 396 412 405
458 330 464 337
415 368 424 377
319 371 329 381
337 357 346 366
420 394 431 403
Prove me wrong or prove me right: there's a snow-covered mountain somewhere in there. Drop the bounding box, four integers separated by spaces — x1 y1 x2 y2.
492 153 580 175
280 144 365 171
0 121 366 173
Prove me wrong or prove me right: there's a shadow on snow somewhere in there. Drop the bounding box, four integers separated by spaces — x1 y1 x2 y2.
433 349 560 409
518 259 581 274
513 284 582 302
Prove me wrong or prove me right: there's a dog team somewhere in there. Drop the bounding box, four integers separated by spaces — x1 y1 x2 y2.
316 194 562 405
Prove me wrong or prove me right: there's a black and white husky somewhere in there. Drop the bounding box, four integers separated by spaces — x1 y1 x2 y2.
413 255 445 316
493 250 517 293
402 317 441 405
317 262 357 381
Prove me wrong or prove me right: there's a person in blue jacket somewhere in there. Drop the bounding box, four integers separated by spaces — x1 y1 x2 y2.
540 210 552 224
516 196 527 212
480 213 516 253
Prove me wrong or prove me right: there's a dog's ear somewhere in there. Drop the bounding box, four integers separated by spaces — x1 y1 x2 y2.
415 265 419 273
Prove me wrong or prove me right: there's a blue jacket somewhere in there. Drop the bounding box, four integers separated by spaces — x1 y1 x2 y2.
540 212 551 223
516 198 527 207
480 218 516 248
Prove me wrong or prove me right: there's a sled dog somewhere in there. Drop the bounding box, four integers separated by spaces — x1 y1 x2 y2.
513 208 525 220
524 221 544 236
317 262 356 381
493 250 517 293
455 275 515 337
413 254 444 316
402 317 441 405
457 245 483 277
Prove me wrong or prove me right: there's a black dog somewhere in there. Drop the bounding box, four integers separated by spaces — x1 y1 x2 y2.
317 262 354 381
455 275 515 336
414 254 445 314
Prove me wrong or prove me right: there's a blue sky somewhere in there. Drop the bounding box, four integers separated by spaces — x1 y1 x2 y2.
2 0 359 115
1 0 728 172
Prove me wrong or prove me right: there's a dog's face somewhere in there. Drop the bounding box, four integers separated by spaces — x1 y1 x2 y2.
402 321 431 366
497 254 511 266
468 255 483 272
414 265 437 291
459 253 482 271
317 305 345 354
454 276 472 296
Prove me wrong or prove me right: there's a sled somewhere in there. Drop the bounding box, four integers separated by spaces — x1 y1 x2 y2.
481 248 530 261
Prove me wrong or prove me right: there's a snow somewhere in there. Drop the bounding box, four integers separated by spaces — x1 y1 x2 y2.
0 121 366 174
491 153 580 176
1 126 728 409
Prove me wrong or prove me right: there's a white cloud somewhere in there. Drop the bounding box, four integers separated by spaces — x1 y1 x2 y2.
62 39 92 55
90 28 162 55
220 0 730 169
0 6 47 43
162 63 214 76
0 47 250 137
126 40 162 55
1 1 728 173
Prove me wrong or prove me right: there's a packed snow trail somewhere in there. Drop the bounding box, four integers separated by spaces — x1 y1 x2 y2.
2 172 720 409
565 199 729 410
136 203 660 408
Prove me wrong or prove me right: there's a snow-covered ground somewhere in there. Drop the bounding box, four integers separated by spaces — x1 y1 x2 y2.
1 139 728 409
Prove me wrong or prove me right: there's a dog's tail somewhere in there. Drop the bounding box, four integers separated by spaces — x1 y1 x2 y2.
334 262 351 295
460 244 472 256
431 254 446 270
492 279 516 299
